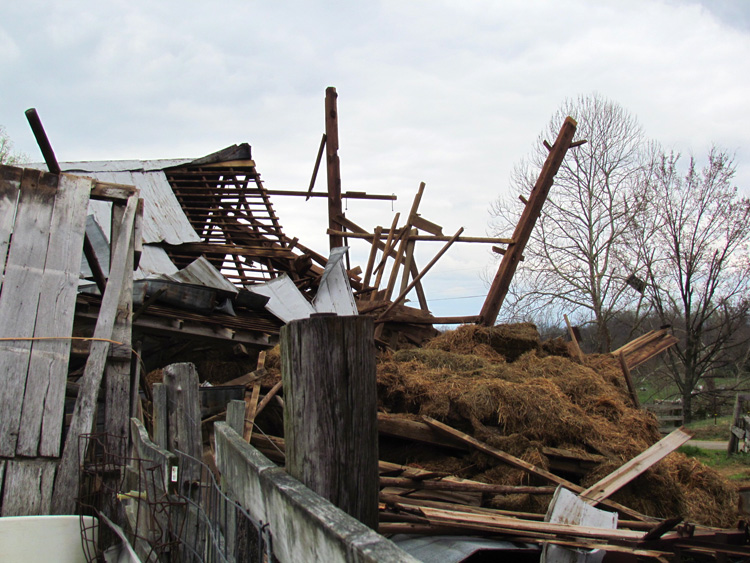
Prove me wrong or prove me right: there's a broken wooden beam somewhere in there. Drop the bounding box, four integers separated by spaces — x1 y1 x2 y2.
479 117 578 326
378 227 464 319
243 382 262 441
273 189 396 201
618 351 641 409
380 476 556 495
307 133 326 199
579 427 692 506
254 380 283 419
416 505 646 542
612 329 679 370
564 314 584 363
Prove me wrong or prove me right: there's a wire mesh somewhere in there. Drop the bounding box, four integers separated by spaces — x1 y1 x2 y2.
76 432 271 562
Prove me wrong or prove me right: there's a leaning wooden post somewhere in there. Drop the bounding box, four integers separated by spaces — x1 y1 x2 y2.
479 116 578 326
281 314 378 529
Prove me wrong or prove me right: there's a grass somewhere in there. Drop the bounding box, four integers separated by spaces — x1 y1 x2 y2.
677 445 750 483
684 415 733 440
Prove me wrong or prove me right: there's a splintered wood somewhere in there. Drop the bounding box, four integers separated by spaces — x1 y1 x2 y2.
613 328 679 370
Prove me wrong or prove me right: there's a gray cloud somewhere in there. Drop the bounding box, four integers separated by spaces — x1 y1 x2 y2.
1 0 748 317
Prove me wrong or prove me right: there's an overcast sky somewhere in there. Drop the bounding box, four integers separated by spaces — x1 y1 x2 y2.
2 0 749 319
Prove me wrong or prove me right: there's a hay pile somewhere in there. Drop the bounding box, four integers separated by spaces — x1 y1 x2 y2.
377 324 737 527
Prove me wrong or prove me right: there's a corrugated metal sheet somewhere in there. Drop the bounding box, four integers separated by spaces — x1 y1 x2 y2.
390 535 540 563
163 256 238 294
313 247 357 315
79 213 179 280
30 161 201 246
56 159 192 173
135 246 179 280
248 274 315 323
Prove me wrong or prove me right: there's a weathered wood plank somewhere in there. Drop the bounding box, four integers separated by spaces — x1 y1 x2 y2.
362 225 382 289
0 169 57 456
383 184 425 303
564 313 584 362
377 413 468 450
226 399 246 435
255 380 282 420
418 505 645 541
0 165 23 284
130 418 177 496
282 315 379 529
51 195 137 514
17 174 92 457
243 382 261 441
90 181 137 201
580 427 692 505
369 213 400 300
379 476 556 495
618 351 641 409
151 383 168 450
378 227 464 319
1 459 57 516
398 230 417 295
410 215 443 236
163 363 202 482
104 201 136 460
216 423 420 563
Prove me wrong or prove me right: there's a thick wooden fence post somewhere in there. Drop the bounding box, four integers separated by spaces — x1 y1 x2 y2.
281 314 378 529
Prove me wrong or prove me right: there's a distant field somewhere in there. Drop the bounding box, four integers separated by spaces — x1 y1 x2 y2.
685 415 733 441
677 444 750 488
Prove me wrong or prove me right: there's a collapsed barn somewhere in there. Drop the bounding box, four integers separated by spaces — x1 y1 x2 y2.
0 96 747 562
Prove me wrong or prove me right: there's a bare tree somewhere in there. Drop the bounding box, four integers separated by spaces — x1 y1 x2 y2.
490 93 654 351
0 126 27 166
639 149 750 422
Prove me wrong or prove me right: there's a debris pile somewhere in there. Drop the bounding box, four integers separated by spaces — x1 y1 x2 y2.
375 324 737 528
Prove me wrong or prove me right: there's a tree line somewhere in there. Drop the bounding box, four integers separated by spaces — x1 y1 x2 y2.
491 94 750 422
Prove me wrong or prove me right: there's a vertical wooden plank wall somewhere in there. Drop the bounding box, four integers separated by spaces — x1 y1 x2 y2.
0 167 93 515
0 169 58 457
20 174 92 456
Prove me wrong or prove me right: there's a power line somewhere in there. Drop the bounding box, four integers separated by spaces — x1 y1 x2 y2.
429 294 486 302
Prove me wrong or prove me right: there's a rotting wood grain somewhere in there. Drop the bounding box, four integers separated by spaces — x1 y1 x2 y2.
1 459 57 516
0 169 57 456
282 315 379 529
17 173 92 457
104 201 136 460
